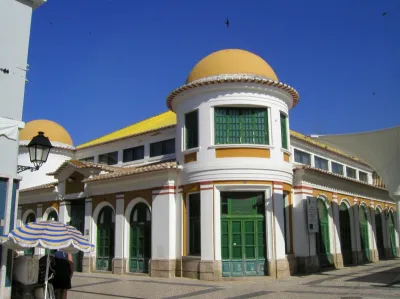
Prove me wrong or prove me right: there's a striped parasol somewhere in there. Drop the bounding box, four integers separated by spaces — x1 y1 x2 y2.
1 220 94 253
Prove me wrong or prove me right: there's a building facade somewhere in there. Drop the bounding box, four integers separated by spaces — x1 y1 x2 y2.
17 49 399 280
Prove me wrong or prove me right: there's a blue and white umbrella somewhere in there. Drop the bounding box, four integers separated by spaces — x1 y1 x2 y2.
1 220 94 253
1 221 94 299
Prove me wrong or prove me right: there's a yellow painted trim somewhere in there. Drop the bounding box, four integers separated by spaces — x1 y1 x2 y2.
51 202 59 212
215 148 270 158
283 183 292 192
313 189 333 202
184 152 197 163
284 152 290 162
182 183 200 194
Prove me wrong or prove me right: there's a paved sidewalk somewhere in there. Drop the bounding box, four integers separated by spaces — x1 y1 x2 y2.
69 260 400 299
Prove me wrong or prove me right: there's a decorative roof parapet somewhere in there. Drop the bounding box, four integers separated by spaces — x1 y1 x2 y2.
20 182 58 193
166 74 299 110
47 160 122 176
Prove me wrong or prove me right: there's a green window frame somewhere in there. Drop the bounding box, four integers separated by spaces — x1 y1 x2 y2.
214 107 269 145
188 193 201 256
280 113 288 149
185 110 199 150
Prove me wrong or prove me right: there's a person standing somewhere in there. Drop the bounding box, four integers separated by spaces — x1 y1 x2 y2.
53 250 74 299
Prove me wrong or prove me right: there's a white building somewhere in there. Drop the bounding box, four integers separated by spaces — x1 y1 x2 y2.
17 49 399 280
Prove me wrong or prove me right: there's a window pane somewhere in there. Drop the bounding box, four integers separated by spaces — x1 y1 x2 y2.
253 109 268 145
346 167 356 179
331 162 344 175
185 110 199 149
188 193 201 255
123 146 144 162
314 156 329 171
163 139 175 155
359 171 368 183
80 156 94 163
215 108 228 144
280 113 288 149
228 109 241 144
150 141 163 157
294 149 311 165
99 152 118 165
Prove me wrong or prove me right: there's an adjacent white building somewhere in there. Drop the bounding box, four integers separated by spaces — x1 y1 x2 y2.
17 49 399 280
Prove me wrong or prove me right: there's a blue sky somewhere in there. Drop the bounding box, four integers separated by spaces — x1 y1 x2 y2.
24 0 400 146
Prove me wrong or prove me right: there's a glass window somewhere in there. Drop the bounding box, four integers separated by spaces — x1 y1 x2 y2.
150 138 175 157
359 171 368 183
214 107 269 145
280 113 288 149
123 145 144 162
314 156 329 171
80 156 94 163
331 162 344 175
185 110 199 150
346 167 357 179
294 149 311 165
188 193 201 256
98 151 118 165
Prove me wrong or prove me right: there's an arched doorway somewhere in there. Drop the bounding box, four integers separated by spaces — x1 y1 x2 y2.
375 208 385 259
24 213 36 256
96 206 115 271
129 203 151 273
316 198 332 268
388 212 397 257
339 202 352 266
359 205 370 262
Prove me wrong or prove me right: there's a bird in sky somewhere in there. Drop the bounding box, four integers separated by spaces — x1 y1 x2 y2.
382 12 388 16
373 92 376 95
225 18 229 28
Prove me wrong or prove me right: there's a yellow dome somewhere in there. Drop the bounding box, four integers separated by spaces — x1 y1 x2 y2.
20 120 73 146
186 49 279 84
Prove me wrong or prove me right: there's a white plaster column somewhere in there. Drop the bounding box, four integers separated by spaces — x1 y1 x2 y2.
17 207 22 228
58 201 71 225
353 200 362 263
331 196 342 262
113 194 125 274
35 204 43 256
82 198 92 273
396 199 400 254
200 182 214 261
272 183 286 260
151 185 176 277
175 187 183 260
382 205 389 252
369 203 378 262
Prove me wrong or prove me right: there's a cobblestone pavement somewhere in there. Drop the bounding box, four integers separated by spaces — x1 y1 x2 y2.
69 260 400 299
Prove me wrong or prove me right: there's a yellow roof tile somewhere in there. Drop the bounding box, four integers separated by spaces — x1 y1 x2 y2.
77 111 177 149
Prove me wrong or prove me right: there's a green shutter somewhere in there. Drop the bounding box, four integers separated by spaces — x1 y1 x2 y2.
214 108 268 145
185 110 198 149
280 113 288 149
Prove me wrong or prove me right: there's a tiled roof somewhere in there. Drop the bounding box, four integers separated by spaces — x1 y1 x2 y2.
166 74 299 110
47 160 122 176
294 165 387 191
290 130 366 165
76 111 177 149
84 160 179 183
20 182 58 193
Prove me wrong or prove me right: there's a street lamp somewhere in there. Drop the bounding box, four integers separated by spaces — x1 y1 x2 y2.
17 131 53 173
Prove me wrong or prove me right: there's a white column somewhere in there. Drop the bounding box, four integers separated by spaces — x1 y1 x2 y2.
114 194 125 259
369 203 378 261
353 200 361 260
17 207 22 228
292 187 314 257
213 185 221 261
382 205 389 251
175 187 183 259
84 198 93 258
331 196 341 255
151 186 176 260
58 201 71 225
200 183 214 261
396 199 400 253
35 204 43 256
273 182 285 260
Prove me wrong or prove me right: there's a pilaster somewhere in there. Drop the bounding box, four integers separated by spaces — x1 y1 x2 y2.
331 195 343 268
17 206 22 228
369 202 379 262
150 185 176 278
35 204 43 257
353 199 362 264
58 201 71 225
82 198 92 273
113 194 125 275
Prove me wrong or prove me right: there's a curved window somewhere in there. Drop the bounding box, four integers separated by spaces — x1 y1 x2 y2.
96 206 115 271
339 203 352 265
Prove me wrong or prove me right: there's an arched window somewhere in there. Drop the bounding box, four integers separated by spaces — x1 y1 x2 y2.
339 202 352 265
359 205 370 262
96 206 115 271
317 198 332 268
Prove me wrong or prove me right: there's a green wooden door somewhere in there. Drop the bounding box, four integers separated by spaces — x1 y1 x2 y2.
375 209 385 259
359 205 370 262
24 213 36 256
130 203 151 273
70 201 85 272
317 199 332 268
96 206 115 271
388 213 397 257
339 203 353 266
221 192 266 277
